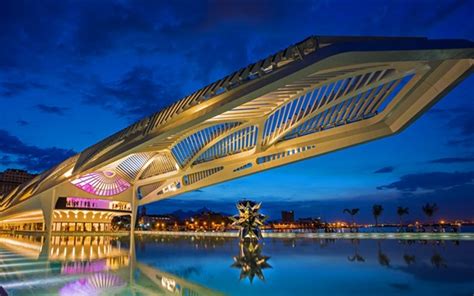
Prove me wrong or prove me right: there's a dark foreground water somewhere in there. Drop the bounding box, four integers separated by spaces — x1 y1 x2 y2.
0 234 473 295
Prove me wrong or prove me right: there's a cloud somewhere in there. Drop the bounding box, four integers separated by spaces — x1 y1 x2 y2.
0 80 47 97
377 171 474 192
0 155 14 166
16 120 29 126
429 157 474 164
83 66 181 120
374 166 395 174
35 104 68 115
0 129 75 172
0 1 71 70
429 106 474 147
447 137 474 147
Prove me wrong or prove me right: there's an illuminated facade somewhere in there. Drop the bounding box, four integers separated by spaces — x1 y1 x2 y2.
0 36 472 233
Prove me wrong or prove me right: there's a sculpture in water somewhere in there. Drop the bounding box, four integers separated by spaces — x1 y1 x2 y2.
230 200 267 241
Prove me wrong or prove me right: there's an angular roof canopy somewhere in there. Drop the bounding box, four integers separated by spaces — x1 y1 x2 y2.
1 35 473 213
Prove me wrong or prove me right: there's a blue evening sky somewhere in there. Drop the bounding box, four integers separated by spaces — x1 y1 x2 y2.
0 0 473 222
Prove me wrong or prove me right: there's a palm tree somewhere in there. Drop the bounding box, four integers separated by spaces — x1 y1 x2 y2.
347 239 365 263
377 241 390 267
422 203 439 230
372 204 383 229
343 208 360 232
397 207 409 231
403 254 416 265
430 252 447 268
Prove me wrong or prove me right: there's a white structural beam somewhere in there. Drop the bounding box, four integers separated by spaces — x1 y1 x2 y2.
0 36 472 227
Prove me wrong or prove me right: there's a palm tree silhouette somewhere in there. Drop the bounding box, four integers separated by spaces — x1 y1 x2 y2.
377 241 390 267
347 239 365 263
430 252 447 268
372 204 383 229
403 254 416 265
343 208 360 232
422 203 439 230
396 207 409 231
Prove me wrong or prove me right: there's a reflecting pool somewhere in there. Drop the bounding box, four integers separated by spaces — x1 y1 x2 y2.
0 234 473 295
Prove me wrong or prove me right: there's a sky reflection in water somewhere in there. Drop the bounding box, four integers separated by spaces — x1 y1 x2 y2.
0 234 473 295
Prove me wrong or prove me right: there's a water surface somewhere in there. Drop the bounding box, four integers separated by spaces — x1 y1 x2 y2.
0 234 472 295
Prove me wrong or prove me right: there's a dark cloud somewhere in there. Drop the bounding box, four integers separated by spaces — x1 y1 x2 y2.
0 129 75 172
17 120 29 126
71 1 157 57
377 171 474 192
0 155 13 167
0 80 47 97
83 66 181 120
374 166 395 174
0 1 71 70
35 104 68 115
429 106 474 147
447 137 474 147
429 157 474 164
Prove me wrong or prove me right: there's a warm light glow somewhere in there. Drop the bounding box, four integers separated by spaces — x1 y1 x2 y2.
63 168 74 178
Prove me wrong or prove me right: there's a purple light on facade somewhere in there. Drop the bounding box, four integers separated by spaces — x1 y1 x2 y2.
61 260 107 275
65 197 131 211
60 273 126 296
70 171 130 196
66 197 110 210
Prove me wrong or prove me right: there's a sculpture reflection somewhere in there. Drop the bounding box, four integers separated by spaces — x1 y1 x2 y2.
232 240 271 283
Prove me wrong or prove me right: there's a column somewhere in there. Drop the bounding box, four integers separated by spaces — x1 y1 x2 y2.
130 189 138 235
39 189 56 261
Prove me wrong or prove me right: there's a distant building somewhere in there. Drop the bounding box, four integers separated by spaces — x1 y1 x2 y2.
0 169 37 197
139 214 178 230
186 210 231 231
281 210 294 223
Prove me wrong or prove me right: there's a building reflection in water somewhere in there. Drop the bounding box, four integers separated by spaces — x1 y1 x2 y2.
49 236 129 271
59 272 126 296
0 234 44 259
0 233 224 295
231 240 271 283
